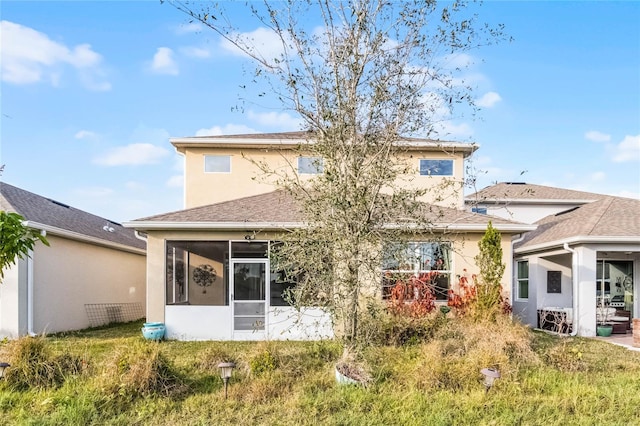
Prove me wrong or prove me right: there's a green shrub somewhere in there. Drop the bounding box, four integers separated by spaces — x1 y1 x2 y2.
249 347 279 376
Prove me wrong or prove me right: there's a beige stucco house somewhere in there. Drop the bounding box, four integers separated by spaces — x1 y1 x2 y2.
0 183 146 338
466 183 640 337
125 132 534 341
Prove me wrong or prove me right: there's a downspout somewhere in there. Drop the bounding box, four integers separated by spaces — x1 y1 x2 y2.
564 243 579 336
27 229 46 337
134 230 148 242
27 253 35 336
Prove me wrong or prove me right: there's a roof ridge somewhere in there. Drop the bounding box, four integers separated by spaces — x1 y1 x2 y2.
585 196 616 236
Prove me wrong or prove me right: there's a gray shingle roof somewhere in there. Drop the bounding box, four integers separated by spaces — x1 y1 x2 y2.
515 196 640 250
1 182 145 250
130 189 530 232
466 182 606 202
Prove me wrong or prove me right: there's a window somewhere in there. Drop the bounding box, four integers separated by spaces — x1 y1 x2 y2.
166 241 229 306
517 260 529 299
472 207 487 214
204 155 231 173
419 159 453 176
382 242 452 301
298 156 323 174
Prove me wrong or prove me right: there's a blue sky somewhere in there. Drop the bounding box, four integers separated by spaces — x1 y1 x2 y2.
1 0 639 223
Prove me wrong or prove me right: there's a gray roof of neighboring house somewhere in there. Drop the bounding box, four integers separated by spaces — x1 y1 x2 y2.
128 190 533 233
1 182 146 251
515 196 640 251
466 182 606 203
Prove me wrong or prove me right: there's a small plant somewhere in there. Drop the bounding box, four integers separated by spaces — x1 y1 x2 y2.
249 347 279 376
387 272 437 318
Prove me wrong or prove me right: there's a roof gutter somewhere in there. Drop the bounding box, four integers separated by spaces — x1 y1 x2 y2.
515 235 640 254
123 220 536 233
464 198 597 206
23 221 145 255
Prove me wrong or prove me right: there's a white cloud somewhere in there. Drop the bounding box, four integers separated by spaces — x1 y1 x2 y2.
220 27 285 62
476 91 502 108
0 20 111 90
590 171 606 182
442 53 475 69
612 134 640 163
95 143 170 166
432 120 474 139
195 124 258 136
174 22 204 35
150 47 179 75
180 46 211 59
166 174 184 188
75 130 97 140
247 110 302 130
125 181 146 191
585 130 611 143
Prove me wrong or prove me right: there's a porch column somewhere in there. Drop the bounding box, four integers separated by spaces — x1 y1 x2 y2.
575 246 597 337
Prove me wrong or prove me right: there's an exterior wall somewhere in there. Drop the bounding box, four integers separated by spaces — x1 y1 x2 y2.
183 146 467 209
165 305 332 341
512 252 572 329
0 258 28 338
31 235 146 334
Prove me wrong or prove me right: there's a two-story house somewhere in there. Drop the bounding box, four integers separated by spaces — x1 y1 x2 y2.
125 132 534 341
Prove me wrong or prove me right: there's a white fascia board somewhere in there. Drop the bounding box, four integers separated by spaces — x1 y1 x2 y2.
464 198 596 205
515 236 640 254
171 136 477 154
124 220 534 233
122 221 305 231
437 223 537 232
23 221 146 255
170 137 308 149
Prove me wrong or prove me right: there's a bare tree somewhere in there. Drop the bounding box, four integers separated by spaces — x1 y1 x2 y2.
166 0 507 346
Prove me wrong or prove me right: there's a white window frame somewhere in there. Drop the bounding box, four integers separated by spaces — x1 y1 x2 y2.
419 159 454 176
516 260 529 300
297 156 323 174
204 155 231 173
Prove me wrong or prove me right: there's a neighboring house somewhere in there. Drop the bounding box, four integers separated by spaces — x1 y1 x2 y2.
466 183 640 337
465 182 604 223
125 132 534 341
0 183 147 338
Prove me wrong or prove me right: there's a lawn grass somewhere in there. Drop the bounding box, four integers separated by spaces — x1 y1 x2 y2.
1 319 639 425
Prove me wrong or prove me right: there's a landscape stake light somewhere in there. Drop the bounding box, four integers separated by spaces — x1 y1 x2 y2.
0 362 10 380
217 362 236 399
480 367 500 393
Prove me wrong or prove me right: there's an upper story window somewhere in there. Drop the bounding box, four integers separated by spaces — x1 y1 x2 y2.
204 155 231 173
419 159 453 176
472 207 488 214
298 156 323 174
